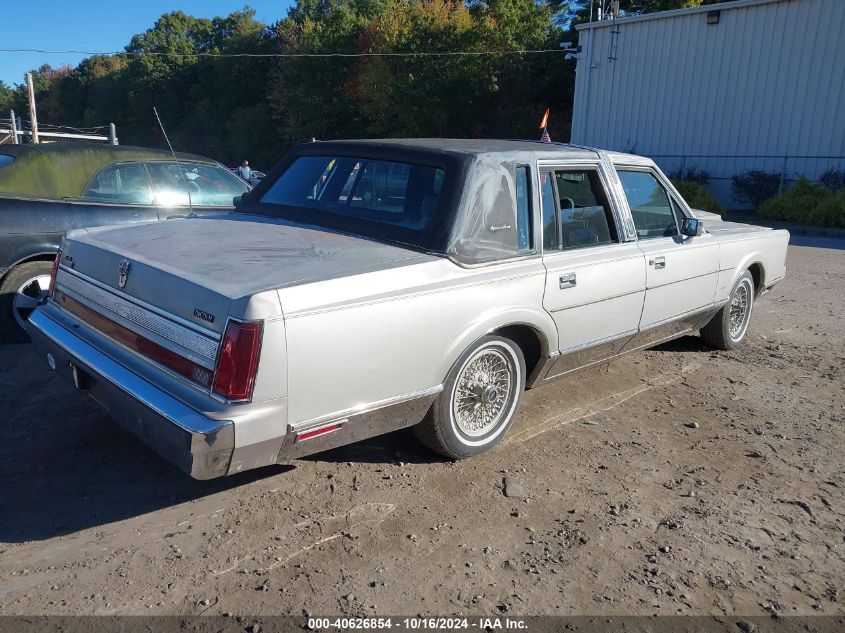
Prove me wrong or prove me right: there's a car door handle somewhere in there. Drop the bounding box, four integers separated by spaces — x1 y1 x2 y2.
649 256 666 269
559 273 577 289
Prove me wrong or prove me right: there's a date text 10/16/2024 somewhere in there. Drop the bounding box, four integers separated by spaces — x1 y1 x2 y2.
307 617 528 631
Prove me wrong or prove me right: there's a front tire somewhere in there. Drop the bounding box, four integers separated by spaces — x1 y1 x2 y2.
0 260 54 343
414 335 526 459
700 270 755 350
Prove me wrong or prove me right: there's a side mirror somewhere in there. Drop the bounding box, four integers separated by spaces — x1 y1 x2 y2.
681 217 703 237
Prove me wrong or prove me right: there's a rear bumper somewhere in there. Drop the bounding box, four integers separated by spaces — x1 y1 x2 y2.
28 308 234 479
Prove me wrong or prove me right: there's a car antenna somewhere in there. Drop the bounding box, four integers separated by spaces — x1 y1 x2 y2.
153 106 194 217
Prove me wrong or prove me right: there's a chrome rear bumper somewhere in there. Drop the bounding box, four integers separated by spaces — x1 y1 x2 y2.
28 308 234 479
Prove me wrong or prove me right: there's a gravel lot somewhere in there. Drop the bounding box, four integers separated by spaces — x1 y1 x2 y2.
1 238 843 617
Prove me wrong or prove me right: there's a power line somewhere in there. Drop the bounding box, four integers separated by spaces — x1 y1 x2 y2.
0 47 566 59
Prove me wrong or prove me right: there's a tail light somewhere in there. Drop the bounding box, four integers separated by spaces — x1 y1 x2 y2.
48 249 62 297
212 320 262 401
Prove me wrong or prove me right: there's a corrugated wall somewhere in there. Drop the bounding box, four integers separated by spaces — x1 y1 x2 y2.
571 0 845 205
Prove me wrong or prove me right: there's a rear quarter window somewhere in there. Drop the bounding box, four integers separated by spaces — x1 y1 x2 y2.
81 162 153 205
0 155 15 169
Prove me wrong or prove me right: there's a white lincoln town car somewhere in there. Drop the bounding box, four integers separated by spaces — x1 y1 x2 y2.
28 139 790 479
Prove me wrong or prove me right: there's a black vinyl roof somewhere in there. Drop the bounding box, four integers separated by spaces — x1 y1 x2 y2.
302 138 601 160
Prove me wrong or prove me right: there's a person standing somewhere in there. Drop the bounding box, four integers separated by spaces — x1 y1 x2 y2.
237 160 252 181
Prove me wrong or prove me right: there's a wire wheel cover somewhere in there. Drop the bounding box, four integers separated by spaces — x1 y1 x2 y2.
453 348 514 437
729 281 751 340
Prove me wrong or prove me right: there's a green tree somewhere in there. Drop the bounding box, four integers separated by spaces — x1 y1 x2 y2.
0 82 16 115
6 0 740 161
268 0 569 144
567 0 729 25
62 55 130 128
268 0 375 143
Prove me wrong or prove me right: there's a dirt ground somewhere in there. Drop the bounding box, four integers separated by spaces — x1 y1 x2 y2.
1 237 843 618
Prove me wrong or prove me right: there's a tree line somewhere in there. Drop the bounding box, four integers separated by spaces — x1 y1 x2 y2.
0 0 725 170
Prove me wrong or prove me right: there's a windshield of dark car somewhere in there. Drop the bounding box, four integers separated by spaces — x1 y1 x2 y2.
257 155 448 251
81 160 248 206
146 162 248 206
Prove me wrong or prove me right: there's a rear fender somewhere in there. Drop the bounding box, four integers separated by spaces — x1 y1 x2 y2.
730 252 765 290
0 234 62 276
439 306 557 383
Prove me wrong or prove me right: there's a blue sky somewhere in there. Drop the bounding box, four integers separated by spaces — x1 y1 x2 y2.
0 1 294 87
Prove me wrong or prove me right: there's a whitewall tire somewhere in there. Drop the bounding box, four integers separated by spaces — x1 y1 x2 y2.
414 335 526 459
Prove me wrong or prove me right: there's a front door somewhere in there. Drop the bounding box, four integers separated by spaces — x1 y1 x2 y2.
615 167 719 342
540 165 646 379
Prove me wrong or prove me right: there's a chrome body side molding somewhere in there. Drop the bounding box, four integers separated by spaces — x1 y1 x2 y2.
288 385 443 433
527 304 723 388
278 386 443 461
626 303 723 351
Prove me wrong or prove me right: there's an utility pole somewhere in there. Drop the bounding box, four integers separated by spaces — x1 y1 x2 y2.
9 109 19 144
26 72 39 143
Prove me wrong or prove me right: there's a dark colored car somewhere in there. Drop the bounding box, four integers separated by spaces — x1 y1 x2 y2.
0 143 249 341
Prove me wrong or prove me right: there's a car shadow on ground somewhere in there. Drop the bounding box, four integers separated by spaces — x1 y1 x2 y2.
0 344 307 542
0 416 294 543
0 335 701 544
301 427 445 466
1 343 443 543
650 335 712 353
1 426 438 543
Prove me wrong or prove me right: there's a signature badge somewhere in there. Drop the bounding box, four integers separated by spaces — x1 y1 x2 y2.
117 259 131 289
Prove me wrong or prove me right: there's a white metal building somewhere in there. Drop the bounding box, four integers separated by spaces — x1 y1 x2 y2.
570 0 845 206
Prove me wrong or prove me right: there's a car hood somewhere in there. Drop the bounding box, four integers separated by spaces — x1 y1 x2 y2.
68 214 438 300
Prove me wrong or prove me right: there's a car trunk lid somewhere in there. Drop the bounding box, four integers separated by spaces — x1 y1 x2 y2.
62 214 431 325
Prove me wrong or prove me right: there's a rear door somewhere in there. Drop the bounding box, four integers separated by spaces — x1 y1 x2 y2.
615 166 719 333
539 163 646 376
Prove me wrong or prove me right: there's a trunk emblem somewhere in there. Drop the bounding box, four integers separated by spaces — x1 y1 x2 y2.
193 308 215 324
117 259 131 289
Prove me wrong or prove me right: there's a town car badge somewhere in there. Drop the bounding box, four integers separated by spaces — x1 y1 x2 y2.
193 308 215 324
117 259 131 289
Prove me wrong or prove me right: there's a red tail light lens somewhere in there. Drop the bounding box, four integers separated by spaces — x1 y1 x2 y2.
212 320 262 401
48 249 62 297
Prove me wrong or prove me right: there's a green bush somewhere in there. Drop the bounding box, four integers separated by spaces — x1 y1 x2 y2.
810 190 845 227
820 168 845 191
668 167 710 185
732 170 781 208
671 179 724 215
757 177 844 227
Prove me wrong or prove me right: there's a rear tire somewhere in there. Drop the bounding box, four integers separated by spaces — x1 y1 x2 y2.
414 335 526 459
0 260 54 343
700 270 755 350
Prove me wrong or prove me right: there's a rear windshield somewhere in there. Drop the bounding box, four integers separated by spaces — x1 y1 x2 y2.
257 155 448 251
